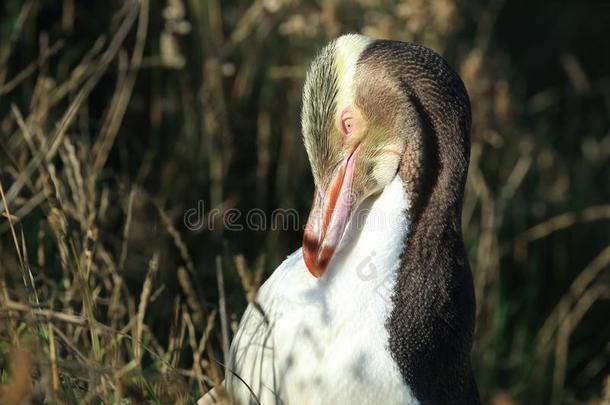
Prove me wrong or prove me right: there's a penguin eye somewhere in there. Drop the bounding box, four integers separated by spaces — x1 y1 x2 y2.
339 106 356 137
342 117 354 134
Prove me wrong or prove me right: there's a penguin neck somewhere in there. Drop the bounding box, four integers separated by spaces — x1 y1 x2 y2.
385 138 477 404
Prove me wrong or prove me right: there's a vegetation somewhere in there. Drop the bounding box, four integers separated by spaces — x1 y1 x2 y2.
0 0 608 403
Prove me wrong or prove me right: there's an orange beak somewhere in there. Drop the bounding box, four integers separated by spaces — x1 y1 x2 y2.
303 145 360 278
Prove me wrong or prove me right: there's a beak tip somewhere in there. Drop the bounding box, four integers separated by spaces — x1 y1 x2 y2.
302 235 322 278
303 236 334 278
306 262 322 278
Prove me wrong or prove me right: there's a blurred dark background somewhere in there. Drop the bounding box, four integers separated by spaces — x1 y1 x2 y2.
1 0 609 403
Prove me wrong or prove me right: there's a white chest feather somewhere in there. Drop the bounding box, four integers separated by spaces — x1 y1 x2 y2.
227 177 418 405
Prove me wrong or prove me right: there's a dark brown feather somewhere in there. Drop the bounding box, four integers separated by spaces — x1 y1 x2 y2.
356 40 479 404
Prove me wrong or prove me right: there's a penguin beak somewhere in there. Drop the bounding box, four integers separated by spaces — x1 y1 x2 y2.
303 145 360 278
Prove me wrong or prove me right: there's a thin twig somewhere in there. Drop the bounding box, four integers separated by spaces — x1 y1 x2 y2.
216 256 230 370
134 252 159 361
